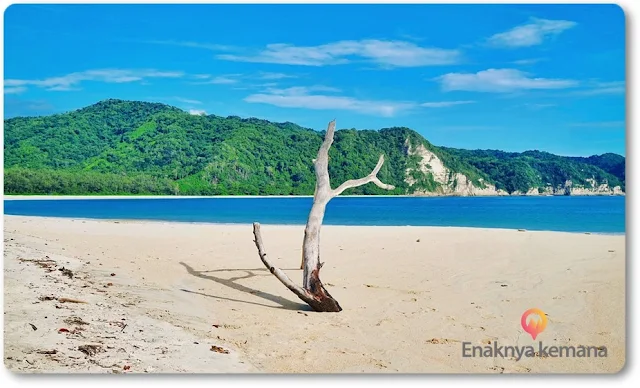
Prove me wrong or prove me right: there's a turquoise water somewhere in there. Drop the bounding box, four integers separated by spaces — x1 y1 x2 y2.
3 196 625 234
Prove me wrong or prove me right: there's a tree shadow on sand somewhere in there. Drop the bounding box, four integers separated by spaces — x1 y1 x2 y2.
179 262 309 311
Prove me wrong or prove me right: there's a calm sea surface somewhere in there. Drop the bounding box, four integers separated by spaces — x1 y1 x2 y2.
3 196 625 234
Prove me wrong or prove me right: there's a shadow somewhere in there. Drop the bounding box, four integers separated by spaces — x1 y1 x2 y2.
198 267 301 274
179 262 308 311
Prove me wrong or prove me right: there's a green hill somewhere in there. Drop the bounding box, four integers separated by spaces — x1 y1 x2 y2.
441 148 626 194
3 99 625 196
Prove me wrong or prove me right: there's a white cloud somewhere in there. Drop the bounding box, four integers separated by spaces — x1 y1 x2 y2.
421 100 475 108
257 72 297 80
523 103 556 110
438 68 578 93
193 73 297 87
512 58 546 66
188 109 207 116
487 18 577 48
46 86 82 91
251 82 279 89
218 39 461 67
576 81 625 96
5 69 184 92
244 86 415 117
207 75 240 84
264 85 341 95
4 86 27 94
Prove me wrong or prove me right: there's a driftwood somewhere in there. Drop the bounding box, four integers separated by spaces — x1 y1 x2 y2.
252 120 395 312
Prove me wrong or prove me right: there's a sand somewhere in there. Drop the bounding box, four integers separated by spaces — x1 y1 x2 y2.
3 215 625 373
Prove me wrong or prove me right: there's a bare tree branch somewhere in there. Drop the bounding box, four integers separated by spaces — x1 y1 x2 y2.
254 222 341 312
331 155 396 197
310 119 336 200
253 223 309 301
318 119 337 159
254 119 393 312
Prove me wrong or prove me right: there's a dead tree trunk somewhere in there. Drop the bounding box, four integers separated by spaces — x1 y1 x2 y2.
252 120 395 312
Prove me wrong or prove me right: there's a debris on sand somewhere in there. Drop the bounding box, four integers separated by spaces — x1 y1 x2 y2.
70 327 86 335
58 298 88 304
109 321 126 329
78 344 104 357
59 267 74 279
426 338 459 345
210 345 230 354
5 231 253 374
19 257 57 269
64 317 90 326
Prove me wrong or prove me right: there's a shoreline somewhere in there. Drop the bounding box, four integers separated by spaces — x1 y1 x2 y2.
2 215 626 236
3 215 625 373
3 193 626 200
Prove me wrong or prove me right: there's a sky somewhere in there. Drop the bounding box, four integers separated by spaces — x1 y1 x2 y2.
3 3 626 156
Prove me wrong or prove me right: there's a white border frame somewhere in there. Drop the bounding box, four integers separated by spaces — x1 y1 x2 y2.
0 0 635 386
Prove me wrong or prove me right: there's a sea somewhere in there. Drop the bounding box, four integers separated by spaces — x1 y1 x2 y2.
3 196 625 234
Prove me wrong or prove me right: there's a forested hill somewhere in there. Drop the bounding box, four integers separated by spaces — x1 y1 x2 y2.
3 99 625 196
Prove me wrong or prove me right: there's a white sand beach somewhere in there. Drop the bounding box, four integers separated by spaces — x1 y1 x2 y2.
3 215 625 373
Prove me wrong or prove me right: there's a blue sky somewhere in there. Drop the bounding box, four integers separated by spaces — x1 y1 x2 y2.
3 3 626 156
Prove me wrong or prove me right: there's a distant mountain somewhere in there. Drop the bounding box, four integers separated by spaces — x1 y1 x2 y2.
3 99 625 196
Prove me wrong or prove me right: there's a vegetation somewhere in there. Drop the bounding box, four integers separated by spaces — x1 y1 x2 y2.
442 148 625 193
4 99 625 196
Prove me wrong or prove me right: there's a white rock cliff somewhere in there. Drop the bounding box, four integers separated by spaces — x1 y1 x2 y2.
403 140 624 197
404 141 508 196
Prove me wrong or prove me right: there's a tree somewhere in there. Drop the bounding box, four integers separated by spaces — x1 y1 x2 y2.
251 120 395 312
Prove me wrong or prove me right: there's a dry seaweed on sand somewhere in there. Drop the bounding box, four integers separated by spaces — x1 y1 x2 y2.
78 344 104 357
63 317 90 326
59 267 74 278
36 349 58 355
58 297 88 304
210 345 230 354
19 257 57 269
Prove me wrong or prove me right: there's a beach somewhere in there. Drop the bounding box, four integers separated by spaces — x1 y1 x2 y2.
3 215 625 373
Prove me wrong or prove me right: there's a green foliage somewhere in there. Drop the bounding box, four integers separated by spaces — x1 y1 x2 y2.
4 167 176 195
4 99 626 196
442 148 625 193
